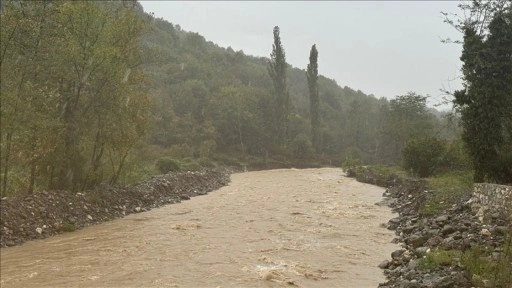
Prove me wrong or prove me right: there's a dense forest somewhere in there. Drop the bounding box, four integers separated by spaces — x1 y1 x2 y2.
142 14 458 162
2 0 509 196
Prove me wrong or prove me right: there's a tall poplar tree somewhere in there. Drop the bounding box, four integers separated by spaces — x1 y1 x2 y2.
306 44 320 153
267 26 290 148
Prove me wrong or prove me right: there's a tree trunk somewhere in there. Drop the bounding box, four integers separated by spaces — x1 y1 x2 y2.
2 132 13 195
110 152 129 186
28 161 36 194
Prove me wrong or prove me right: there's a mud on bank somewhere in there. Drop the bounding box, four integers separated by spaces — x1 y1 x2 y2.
1 170 230 248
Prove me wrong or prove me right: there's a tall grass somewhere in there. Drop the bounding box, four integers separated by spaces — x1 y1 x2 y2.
421 171 474 215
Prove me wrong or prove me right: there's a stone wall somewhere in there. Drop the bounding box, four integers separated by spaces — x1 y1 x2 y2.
470 183 512 222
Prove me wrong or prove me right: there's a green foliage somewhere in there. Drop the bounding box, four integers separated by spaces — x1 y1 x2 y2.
421 171 473 215
142 11 457 172
340 147 365 169
462 242 512 288
370 165 407 178
290 134 314 158
378 92 436 164
0 1 150 195
419 249 461 271
61 223 77 233
307 44 321 153
402 137 446 177
180 159 202 172
167 144 195 159
0 0 466 196
197 158 216 169
440 140 472 172
199 140 217 158
268 26 290 148
155 157 182 174
452 1 512 184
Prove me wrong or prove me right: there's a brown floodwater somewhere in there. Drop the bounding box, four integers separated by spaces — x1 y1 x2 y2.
0 168 397 288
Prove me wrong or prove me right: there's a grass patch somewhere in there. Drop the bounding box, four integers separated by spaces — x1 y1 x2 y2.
462 241 512 288
342 164 407 179
155 157 182 173
420 171 473 215
370 165 408 178
420 248 461 271
61 222 77 233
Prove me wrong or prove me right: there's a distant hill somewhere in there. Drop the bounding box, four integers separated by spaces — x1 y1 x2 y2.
140 12 400 164
0 1 460 196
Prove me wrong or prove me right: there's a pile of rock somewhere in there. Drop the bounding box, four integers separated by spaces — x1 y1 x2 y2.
348 166 403 188
350 167 510 288
0 169 230 248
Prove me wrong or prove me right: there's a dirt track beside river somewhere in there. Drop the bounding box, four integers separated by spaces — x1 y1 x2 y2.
0 168 397 288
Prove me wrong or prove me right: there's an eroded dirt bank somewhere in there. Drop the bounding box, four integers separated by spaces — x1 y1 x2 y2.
1 168 397 288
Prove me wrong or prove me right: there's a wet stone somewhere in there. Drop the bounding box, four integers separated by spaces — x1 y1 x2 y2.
379 260 390 269
441 225 456 235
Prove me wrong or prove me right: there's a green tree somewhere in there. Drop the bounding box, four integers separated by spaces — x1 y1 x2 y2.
378 92 435 164
306 44 320 153
207 85 258 155
0 1 150 195
1 1 64 194
54 1 150 190
402 137 446 177
452 1 512 183
267 26 290 149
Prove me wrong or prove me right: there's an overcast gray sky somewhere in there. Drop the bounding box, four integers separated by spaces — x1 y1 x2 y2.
140 1 464 109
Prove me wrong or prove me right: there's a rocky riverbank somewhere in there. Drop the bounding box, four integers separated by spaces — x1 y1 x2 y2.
349 167 511 288
0 169 231 248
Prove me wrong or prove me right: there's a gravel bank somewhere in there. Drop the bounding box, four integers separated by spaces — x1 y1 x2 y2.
1 169 230 248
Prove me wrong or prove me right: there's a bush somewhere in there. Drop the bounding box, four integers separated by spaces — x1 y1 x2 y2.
340 146 364 170
181 160 202 172
419 249 460 271
61 223 77 233
440 140 472 172
462 242 512 288
155 157 182 174
197 157 216 168
167 144 194 159
402 136 446 177
199 140 217 158
290 134 314 158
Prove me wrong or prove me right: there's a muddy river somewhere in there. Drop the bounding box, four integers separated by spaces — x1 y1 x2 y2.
0 168 397 287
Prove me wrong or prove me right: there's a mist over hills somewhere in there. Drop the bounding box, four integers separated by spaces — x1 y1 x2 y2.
0 1 459 195
140 10 456 165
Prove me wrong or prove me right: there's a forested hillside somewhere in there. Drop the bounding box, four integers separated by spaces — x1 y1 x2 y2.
0 1 460 195
141 13 458 164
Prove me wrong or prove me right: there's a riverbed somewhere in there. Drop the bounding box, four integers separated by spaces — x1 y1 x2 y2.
0 168 397 287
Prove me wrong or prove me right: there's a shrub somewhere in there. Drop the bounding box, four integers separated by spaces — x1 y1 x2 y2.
340 146 365 169
167 144 194 159
61 223 77 233
419 249 460 271
181 161 202 171
199 140 217 158
402 136 446 177
440 140 472 172
197 157 216 168
462 243 512 288
290 134 314 158
155 157 182 174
